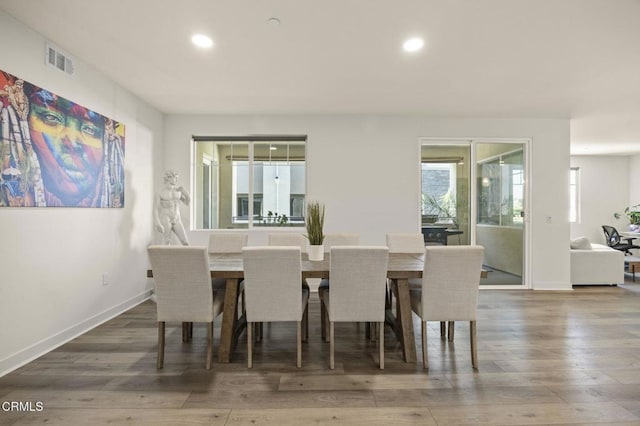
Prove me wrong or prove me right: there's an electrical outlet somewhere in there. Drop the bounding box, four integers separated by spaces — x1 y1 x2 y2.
102 273 109 286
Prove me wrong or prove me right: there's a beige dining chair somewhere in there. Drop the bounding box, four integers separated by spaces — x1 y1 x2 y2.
318 233 360 340
148 245 225 370
242 246 309 368
208 231 249 311
386 232 425 254
385 232 423 307
268 233 307 251
409 245 484 370
319 246 389 369
268 233 310 340
322 233 360 252
208 231 249 254
385 232 455 339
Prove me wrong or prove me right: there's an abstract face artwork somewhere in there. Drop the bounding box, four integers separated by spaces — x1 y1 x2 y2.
0 69 125 207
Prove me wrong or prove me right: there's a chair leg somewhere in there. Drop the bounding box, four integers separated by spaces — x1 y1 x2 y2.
247 321 253 368
379 321 384 370
366 322 376 341
182 322 190 342
422 321 428 370
303 304 309 342
321 301 327 341
448 321 455 342
329 321 335 369
157 321 165 369
385 282 391 309
297 320 302 368
206 322 214 370
440 321 446 339
470 320 478 369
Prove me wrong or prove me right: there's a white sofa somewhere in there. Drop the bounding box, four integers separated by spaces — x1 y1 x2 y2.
570 238 624 285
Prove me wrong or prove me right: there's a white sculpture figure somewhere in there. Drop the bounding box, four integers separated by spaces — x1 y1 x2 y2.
154 170 190 245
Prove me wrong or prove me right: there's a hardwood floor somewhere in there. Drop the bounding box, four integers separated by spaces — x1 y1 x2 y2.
2 280 640 425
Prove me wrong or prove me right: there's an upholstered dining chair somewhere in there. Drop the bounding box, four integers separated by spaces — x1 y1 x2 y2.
322 233 360 252
208 231 249 253
385 233 424 301
147 245 225 370
318 246 389 369
318 233 360 340
409 245 484 370
386 232 426 254
385 232 454 341
242 246 309 368
208 231 249 311
267 233 310 340
268 233 307 251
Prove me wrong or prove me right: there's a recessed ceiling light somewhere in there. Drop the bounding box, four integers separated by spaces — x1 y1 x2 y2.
191 34 213 48
267 17 281 26
403 37 424 52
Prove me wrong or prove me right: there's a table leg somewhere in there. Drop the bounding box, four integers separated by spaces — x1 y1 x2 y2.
395 278 417 363
218 278 239 363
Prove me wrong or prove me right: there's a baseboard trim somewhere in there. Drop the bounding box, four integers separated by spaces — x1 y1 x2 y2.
532 281 573 291
0 290 152 377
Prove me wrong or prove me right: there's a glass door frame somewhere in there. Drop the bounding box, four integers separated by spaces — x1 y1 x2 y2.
418 137 531 290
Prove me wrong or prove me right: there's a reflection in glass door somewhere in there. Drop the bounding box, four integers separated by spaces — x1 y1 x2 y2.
476 143 525 287
421 139 528 288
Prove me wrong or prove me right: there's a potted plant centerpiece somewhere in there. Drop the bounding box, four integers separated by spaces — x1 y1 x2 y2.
305 201 325 261
625 204 640 232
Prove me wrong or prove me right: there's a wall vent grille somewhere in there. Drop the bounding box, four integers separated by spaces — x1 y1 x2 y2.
45 42 75 76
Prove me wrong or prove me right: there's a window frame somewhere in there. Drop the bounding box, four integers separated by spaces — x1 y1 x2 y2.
191 135 307 230
569 167 580 223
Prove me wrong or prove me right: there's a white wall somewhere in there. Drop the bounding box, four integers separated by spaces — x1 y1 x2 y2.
164 115 571 291
570 156 630 244
0 11 163 375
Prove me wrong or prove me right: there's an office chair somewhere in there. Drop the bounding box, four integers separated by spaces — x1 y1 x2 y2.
602 225 640 255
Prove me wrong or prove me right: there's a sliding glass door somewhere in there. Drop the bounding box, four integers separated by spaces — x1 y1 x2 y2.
475 142 526 287
420 139 528 288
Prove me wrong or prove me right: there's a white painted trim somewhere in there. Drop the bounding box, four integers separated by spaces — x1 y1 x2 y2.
532 281 573 291
0 290 153 377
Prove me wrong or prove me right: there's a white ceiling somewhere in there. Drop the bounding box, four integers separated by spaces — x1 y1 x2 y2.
1 0 639 155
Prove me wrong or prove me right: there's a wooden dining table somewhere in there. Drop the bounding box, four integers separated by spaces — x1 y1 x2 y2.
203 252 425 363
149 252 487 363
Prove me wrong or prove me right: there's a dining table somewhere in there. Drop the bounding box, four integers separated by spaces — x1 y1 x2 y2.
148 252 487 363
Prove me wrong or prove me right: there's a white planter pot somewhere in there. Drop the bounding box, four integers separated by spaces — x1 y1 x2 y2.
308 245 324 261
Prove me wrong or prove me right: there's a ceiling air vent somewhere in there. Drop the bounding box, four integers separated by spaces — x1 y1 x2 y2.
45 42 75 76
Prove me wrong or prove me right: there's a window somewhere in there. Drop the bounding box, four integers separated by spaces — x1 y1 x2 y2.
193 136 306 229
569 167 579 223
477 149 524 226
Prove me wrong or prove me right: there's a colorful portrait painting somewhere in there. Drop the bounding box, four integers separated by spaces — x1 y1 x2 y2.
0 69 125 207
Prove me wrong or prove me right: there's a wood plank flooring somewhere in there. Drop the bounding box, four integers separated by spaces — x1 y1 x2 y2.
2 280 640 425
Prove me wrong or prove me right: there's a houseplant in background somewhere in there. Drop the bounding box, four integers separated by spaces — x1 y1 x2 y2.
625 204 640 232
305 201 325 261
422 192 459 228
